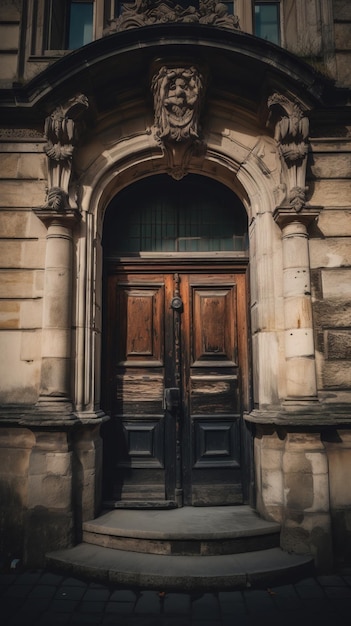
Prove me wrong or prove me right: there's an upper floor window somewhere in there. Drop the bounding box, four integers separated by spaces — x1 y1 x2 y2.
45 0 94 51
254 2 280 45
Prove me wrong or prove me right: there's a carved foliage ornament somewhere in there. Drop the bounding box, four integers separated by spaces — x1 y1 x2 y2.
268 93 310 212
105 0 240 33
152 65 204 142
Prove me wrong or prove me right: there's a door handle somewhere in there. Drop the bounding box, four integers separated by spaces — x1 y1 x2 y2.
164 387 180 412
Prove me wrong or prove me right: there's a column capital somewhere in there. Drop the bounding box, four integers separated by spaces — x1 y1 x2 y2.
273 206 321 230
33 207 81 229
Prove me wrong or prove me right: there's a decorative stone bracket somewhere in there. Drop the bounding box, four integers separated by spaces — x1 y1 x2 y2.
43 93 89 211
151 63 206 179
268 93 310 212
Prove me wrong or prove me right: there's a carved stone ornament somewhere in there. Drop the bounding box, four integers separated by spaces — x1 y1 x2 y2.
268 93 310 212
43 93 89 210
151 64 206 179
152 65 204 142
105 1 240 34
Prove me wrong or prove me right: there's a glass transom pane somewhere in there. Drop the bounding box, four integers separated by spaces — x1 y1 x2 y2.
103 175 248 254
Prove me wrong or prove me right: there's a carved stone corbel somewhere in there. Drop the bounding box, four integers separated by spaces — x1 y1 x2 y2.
43 93 89 210
151 64 206 179
267 93 310 212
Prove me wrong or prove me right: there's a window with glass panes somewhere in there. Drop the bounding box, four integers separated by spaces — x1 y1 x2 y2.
45 0 94 50
103 175 248 255
254 2 280 45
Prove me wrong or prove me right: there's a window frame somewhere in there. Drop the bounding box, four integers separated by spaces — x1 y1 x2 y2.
253 1 282 46
28 0 102 58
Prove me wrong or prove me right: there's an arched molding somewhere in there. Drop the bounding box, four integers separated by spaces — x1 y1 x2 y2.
72 124 285 417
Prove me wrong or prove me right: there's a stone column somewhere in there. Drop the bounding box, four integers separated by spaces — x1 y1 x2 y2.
274 210 320 402
34 209 80 412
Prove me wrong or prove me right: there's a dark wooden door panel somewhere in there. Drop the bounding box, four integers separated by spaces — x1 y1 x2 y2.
116 284 164 365
181 274 243 505
104 267 248 507
106 274 172 503
192 286 237 365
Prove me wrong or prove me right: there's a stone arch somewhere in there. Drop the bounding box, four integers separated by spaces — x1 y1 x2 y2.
72 128 284 418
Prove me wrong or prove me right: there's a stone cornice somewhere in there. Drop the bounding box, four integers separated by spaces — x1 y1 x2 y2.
245 407 351 427
0 26 339 118
273 206 322 229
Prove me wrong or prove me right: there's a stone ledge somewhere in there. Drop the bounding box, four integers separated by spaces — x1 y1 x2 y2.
0 406 109 428
245 406 351 426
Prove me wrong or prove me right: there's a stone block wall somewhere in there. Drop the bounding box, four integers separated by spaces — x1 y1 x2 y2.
0 1 20 88
254 426 341 571
309 138 351 405
0 427 34 563
333 0 351 86
0 139 46 404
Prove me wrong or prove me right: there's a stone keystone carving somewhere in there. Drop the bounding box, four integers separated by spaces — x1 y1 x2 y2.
152 65 204 142
105 1 240 34
43 93 89 210
268 93 310 212
151 64 206 179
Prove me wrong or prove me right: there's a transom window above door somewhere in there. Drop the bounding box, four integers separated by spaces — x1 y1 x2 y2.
103 175 248 255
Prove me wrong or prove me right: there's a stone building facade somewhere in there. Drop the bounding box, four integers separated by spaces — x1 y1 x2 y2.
0 0 350 572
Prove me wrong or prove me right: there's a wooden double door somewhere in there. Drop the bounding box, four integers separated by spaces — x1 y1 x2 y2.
103 263 249 507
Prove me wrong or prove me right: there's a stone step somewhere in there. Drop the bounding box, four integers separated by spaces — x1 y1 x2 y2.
46 543 314 591
82 506 281 556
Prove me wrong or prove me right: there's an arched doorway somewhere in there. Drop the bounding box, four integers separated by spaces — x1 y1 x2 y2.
101 174 251 507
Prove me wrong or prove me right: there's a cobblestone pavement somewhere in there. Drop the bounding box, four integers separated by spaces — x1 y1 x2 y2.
1 568 351 625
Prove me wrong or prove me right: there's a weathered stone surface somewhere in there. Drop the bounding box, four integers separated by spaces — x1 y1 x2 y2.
335 23 351 50
325 431 351 507
0 23 18 49
46 452 72 476
27 473 72 509
316 209 351 237
0 300 20 328
284 296 313 329
20 329 42 361
330 509 351 567
0 210 47 238
321 268 351 298
0 1 21 21
335 52 351 87
313 298 351 327
0 298 44 330
0 53 16 81
0 269 44 298
310 180 351 206
326 330 351 360
322 361 351 388
309 152 351 179
309 238 351 269
24 508 73 568
0 332 41 403
334 0 351 20
0 240 46 268
20 298 43 328
0 152 46 179
0 180 46 207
